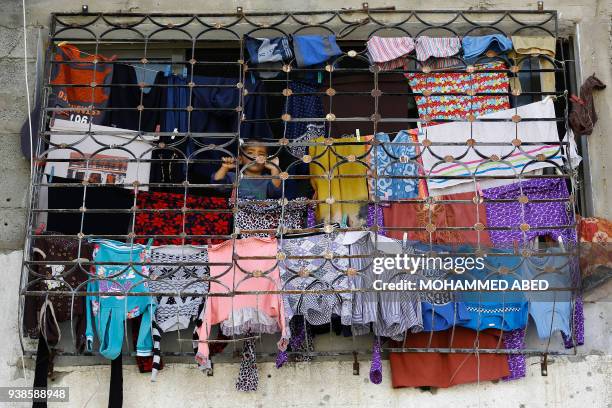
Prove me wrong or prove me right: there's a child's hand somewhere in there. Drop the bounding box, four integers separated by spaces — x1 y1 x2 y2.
221 157 236 170
264 156 279 170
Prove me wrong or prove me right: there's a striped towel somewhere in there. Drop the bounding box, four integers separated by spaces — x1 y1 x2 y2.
367 36 415 62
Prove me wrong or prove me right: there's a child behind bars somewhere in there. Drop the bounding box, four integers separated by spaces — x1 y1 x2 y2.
211 140 282 200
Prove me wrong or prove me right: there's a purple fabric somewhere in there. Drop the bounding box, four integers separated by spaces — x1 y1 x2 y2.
307 204 384 233
290 323 307 350
307 204 316 228
368 205 386 236
276 350 288 368
502 329 526 381
369 339 383 384
482 178 576 246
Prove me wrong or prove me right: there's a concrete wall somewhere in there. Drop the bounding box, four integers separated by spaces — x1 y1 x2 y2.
1 1 611 407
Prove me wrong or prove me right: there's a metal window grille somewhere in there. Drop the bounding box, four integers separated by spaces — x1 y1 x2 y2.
20 8 582 373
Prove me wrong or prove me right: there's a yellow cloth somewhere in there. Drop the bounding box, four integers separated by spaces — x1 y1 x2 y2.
509 35 557 94
309 136 369 225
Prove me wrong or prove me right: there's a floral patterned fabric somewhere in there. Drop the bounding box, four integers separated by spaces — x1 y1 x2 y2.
405 61 510 123
577 215 612 291
134 191 231 245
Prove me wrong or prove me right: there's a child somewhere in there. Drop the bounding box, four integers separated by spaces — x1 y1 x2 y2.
212 141 282 200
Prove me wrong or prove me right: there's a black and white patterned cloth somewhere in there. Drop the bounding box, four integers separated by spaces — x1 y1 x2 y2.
148 246 209 333
235 338 259 392
279 232 352 326
234 197 309 237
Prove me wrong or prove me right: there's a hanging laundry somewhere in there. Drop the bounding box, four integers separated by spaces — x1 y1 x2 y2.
341 231 422 337
569 74 606 136
85 240 156 361
366 36 415 71
415 241 471 331
462 34 513 62
245 35 293 64
194 237 289 368
235 338 259 392
417 99 582 194
23 234 92 350
373 130 419 201
148 245 209 332
509 35 557 101
369 338 383 384
414 36 462 62
133 190 231 246
46 175 133 236
577 215 612 292
456 247 529 331
522 248 574 340
279 232 352 326
49 43 115 124
284 80 325 199
309 136 369 225
105 63 165 132
389 327 510 388
292 35 342 67
382 191 492 245
234 197 308 237
502 329 527 381
481 178 577 246
406 60 510 123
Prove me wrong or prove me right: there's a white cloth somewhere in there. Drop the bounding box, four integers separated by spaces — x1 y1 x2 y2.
417 99 581 194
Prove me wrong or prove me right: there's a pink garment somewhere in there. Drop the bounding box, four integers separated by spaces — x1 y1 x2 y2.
195 237 289 366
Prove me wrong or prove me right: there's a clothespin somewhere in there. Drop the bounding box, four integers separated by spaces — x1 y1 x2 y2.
57 41 69 48
341 214 348 228
317 71 323 84
48 166 55 183
416 120 423 135
557 236 565 252
163 65 172 77
249 71 255 85
171 128 178 140
476 181 483 198
356 129 361 142
182 66 188 78
402 232 408 249
35 223 46 234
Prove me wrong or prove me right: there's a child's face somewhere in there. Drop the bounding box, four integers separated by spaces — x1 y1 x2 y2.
239 145 268 173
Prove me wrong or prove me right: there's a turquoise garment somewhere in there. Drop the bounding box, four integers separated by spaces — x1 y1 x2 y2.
375 131 419 200
85 239 156 360
455 247 529 331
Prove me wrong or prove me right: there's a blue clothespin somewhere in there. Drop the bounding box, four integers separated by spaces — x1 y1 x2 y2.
48 165 55 182
182 66 188 78
341 213 348 228
164 65 171 77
